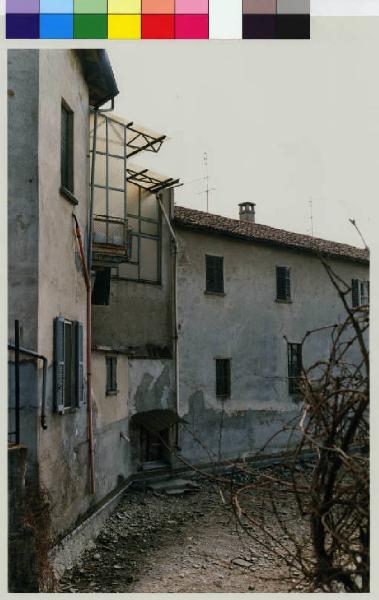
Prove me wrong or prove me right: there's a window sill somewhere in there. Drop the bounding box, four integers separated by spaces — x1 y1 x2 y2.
275 298 292 304
204 291 226 297
60 186 79 206
58 406 79 415
106 390 118 396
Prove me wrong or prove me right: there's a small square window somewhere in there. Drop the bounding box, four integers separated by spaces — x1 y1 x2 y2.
216 358 231 398
288 342 302 394
61 101 74 194
276 266 291 301
206 255 224 293
106 356 117 395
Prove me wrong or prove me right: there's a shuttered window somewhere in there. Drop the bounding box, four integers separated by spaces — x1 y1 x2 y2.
352 279 369 307
61 102 74 193
276 266 291 301
206 255 224 293
54 317 84 412
288 343 302 394
216 359 231 398
106 356 117 394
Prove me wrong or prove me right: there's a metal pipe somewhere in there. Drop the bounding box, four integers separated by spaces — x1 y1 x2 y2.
157 193 180 449
73 214 95 495
88 108 98 269
8 344 48 431
14 320 20 445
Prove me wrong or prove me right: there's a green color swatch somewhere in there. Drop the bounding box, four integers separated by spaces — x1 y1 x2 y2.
74 14 107 38
74 0 107 14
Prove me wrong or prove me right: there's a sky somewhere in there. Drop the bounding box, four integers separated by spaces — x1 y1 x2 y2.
107 17 379 248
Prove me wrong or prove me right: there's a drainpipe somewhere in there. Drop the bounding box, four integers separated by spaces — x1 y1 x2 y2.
73 214 95 495
157 192 180 448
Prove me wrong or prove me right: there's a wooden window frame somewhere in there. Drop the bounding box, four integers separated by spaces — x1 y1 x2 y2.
205 255 224 294
276 266 291 302
106 356 118 395
288 342 302 395
61 100 74 197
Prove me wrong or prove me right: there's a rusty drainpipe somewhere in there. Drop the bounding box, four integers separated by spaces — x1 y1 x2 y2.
73 213 95 495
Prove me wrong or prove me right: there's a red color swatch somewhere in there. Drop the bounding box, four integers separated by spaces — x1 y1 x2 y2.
142 14 175 38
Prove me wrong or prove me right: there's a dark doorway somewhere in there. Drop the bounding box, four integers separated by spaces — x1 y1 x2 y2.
140 427 170 467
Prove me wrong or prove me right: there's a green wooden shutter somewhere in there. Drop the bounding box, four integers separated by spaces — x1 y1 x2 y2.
54 317 65 413
75 321 84 407
352 279 359 307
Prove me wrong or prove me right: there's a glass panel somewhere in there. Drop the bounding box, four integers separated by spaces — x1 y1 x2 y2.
93 218 107 244
94 152 106 187
140 238 158 281
140 191 158 219
128 183 140 216
108 119 125 158
118 262 139 279
108 156 124 190
130 235 139 262
107 220 125 246
128 217 139 233
108 189 125 220
92 114 107 153
140 221 158 236
93 187 106 216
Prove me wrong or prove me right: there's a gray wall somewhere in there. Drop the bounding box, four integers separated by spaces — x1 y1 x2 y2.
175 227 369 463
8 50 40 351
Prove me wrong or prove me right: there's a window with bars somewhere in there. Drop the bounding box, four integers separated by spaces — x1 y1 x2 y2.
206 255 224 294
106 356 117 395
54 317 84 412
276 266 291 301
61 101 74 194
114 184 161 284
216 358 231 398
287 342 302 394
352 279 369 307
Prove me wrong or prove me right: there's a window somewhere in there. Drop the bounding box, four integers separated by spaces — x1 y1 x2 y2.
206 255 224 293
54 317 83 412
92 268 111 305
61 102 74 194
115 184 161 284
106 356 117 395
276 266 291 301
216 359 231 398
352 279 369 307
287 343 302 394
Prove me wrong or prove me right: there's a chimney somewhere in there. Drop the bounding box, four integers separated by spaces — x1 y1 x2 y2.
239 202 256 223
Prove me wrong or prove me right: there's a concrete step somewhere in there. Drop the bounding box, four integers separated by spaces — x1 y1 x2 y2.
147 477 200 494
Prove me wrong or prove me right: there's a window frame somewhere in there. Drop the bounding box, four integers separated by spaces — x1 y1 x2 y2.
205 255 224 294
106 356 118 395
215 358 231 399
352 279 369 307
61 100 74 197
54 317 84 413
287 342 302 395
276 266 291 302
112 184 162 285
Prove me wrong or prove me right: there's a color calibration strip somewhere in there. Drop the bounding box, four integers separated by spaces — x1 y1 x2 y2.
6 0 311 39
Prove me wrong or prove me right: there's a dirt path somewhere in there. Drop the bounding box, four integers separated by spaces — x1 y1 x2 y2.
58 478 308 593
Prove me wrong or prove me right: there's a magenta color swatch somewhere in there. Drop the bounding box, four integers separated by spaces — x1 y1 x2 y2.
7 0 40 13
175 14 208 38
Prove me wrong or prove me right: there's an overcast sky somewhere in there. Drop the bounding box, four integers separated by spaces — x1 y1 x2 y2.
107 17 379 247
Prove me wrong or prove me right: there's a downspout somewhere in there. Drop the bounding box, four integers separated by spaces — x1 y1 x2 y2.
157 192 180 448
73 214 95 495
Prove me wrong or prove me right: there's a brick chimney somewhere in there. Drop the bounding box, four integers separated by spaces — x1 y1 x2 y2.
239 202 256 223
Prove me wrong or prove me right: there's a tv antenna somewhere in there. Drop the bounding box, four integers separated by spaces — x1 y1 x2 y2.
197 152 216 212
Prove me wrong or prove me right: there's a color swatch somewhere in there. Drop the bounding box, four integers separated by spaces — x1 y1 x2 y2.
6 0 311 39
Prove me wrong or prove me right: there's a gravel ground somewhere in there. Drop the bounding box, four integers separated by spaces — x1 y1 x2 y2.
58 469 311 593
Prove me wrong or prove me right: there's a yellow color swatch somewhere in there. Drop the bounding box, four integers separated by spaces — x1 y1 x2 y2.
108 14 141 38
108 0 141 14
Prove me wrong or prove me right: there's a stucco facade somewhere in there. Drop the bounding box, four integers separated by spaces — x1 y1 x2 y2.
174 224 369 463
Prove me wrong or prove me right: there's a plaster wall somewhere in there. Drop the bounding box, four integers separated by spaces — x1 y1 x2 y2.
8 50 39 351
175 228 369 463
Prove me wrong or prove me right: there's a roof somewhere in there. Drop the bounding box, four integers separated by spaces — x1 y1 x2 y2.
76 50 119 109
173 206 369 264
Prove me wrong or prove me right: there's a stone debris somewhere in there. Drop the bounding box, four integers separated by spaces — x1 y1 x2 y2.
57 466 312 593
